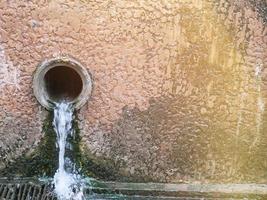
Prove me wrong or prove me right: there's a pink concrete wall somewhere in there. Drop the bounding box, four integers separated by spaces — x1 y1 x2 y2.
0 0 266 182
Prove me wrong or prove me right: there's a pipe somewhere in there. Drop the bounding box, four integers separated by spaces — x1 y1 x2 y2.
33 56 92 110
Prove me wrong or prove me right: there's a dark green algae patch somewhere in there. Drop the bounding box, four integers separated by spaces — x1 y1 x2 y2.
0 111 57 177
0 110 119 181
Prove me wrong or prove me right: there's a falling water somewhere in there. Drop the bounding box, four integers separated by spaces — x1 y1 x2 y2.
52 102 84 200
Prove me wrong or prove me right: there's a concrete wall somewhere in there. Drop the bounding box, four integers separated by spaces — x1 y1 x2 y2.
0 0 266 183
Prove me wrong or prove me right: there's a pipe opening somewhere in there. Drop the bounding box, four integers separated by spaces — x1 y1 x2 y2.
33 56 92 110
44 66 83 102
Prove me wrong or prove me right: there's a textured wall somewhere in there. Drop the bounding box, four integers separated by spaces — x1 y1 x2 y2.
0 0 266 183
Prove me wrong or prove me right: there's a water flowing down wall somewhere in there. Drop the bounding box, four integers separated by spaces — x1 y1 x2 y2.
0 0 266 183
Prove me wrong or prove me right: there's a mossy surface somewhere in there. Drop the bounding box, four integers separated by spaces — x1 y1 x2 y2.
0 110 121 180
79 148 120 181
71 111 121 181
0 111 58 177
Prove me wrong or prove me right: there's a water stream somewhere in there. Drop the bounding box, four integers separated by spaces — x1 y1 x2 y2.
52 102 85 200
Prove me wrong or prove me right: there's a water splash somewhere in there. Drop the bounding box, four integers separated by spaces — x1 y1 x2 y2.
52 102 85 200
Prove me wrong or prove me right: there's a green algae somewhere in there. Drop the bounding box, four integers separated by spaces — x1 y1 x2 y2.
79 147 120 181
0 109 120 181
0 111 57 177
71 111 120 181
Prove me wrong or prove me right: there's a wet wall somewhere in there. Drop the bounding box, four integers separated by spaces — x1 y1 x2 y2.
0 0 266 183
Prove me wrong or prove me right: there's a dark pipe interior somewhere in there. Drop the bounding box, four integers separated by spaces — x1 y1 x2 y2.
44 66 83 102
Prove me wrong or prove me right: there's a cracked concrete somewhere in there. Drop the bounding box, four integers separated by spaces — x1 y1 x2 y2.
0 0 266 183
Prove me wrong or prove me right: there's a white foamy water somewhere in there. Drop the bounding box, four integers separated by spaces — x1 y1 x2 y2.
52 102 85 200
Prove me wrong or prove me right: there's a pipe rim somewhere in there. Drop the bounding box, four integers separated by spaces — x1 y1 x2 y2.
33 56 92 110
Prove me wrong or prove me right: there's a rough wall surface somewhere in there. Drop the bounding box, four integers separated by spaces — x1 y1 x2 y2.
0 0 266 183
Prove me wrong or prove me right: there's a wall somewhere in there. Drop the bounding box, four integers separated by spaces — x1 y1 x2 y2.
0 0 266 183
